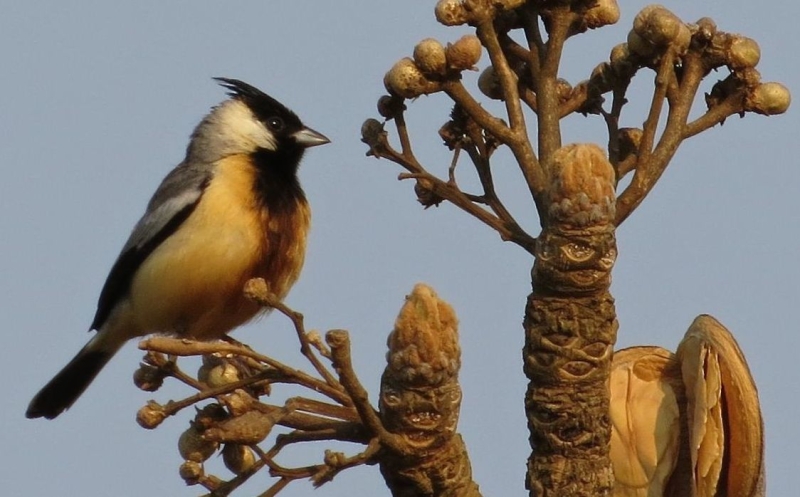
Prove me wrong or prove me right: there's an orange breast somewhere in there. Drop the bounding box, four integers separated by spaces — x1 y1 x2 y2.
126 154 310 340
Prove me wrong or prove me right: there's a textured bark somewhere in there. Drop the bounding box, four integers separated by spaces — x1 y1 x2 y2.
525 293 618 496
524 144 619 496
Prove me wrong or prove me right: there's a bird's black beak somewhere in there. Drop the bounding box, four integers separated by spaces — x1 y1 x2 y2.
293 127 330 148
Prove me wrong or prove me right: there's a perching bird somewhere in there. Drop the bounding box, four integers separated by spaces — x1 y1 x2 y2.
26 78 329 419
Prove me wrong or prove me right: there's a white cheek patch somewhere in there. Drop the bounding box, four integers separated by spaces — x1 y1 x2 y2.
217 100 277 152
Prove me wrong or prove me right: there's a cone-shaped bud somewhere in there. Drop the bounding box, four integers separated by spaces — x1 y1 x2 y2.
548 144 616 228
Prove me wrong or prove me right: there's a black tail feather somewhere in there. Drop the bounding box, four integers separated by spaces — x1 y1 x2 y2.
26 346 114 419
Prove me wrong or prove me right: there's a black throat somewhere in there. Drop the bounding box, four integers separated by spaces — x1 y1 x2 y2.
252 146 307 213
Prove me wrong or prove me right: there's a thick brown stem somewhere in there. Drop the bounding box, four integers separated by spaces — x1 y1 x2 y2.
524 293 618 496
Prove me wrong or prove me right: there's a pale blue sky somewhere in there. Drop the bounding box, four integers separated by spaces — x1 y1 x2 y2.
2 2 797 496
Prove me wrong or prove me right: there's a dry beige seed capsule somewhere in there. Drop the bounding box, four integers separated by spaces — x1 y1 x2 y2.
384 58 442 99
446 35 482 71
179 460 204 485
746 82 791 115
414 38 447 76
222 444 258 475
728 36 761 70
585 0 620 29
633 4 690 51
627 30 655 58
609 43 630 65
203 362 240 388
136 401 167 429
178 425 219 462
435 0 470 26
478 66 503 100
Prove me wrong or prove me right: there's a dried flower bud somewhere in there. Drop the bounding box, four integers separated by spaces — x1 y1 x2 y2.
415 179 444 208
361 118 386 149
222 388 256 417
435 0 470 26
627 30 655 58
414 38 447 76
727 36 760 70
585 0 620 29
446 35 482 71
179 425 219 462
590 62 615 93
478 66 503 100
179 460 204 485
556 78 573 103
384 58 442 99
694 17 717 43
746 82 791 116
203 362 240 388
133 363 165 392
377 95 406 120
136 401 167 429
609 43 630 65
222 444 257 475
633 5 690 52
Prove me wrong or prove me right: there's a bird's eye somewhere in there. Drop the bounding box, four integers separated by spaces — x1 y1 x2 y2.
266 117 285 131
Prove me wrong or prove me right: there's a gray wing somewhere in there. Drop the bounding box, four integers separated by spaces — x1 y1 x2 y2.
90 161 214 330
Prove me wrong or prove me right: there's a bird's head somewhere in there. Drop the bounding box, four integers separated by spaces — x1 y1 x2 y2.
187 78 329 164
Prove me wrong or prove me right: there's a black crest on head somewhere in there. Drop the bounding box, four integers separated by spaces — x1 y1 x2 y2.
214 77 303 131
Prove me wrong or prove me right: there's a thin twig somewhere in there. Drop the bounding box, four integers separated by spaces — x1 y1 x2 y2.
244 282 347 402
139 337 350 406
326 330 410 456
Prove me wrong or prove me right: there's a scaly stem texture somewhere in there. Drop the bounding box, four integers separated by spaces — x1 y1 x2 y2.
522 145 618 496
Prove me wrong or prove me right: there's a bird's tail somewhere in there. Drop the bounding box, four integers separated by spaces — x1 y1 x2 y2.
26 331 125 419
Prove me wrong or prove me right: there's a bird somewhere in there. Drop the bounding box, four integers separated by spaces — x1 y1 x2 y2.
26 77 329 419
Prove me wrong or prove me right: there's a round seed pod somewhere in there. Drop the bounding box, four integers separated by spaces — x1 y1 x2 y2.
384 58 442 99
179 461 204 486
585 0 620 29
414 38 447 76
609 43 630 65
435 0 470 26
446 35 482 71
627 30 655 58
746 82 791 115
633 5 690 52
202 362 240 388
377 95 406 119
133 363 164 392
136 401 166 429
478 66 503 100
178 425 219 463
727 36 760 70
222 444 258 475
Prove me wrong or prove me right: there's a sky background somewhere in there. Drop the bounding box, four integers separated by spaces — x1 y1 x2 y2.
2 1 797 496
